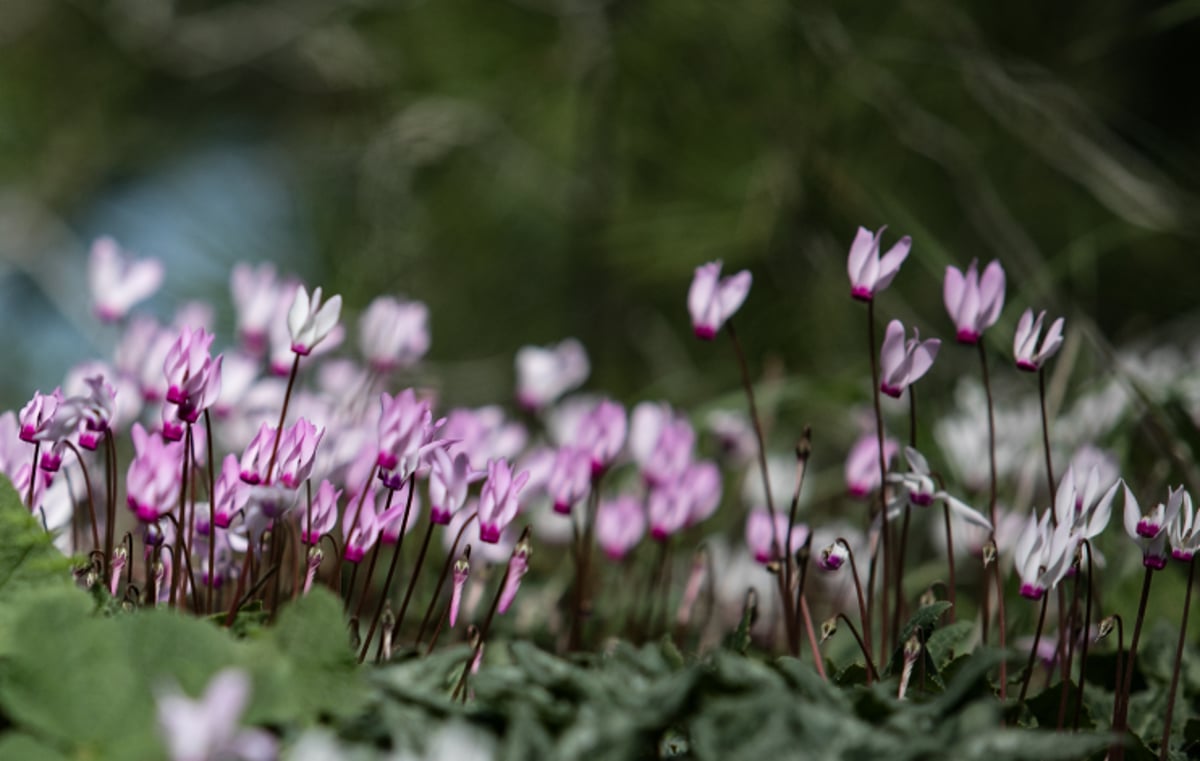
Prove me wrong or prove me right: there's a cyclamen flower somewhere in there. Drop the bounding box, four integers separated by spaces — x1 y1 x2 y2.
845 432 899 498
429 448 480 525
75 376 117 450
629 402 695 487
745 510 808 564
377 389 446 482
595 496 646 561
89 237 164 323
342 490 383 563
879 320 940 398
1013 309 1065 372
1014 509 1076 599
498 535 531 614
846 226 911 302
155 668 277 761
547 446 592 515
359 296 430 372
944 259 1006 344
573 398 626 474
300 480 341 545
1123 484 1186 570
274 419 323 489
1169 490 1200 562
164 328 216 406
687 261 751 340
231 263 284 354
127 424 184 523
515 339 589 411
647 462 722 540
1053 465 1117 541
18 388 69 443
477 459 530 544
202 455 250 534
238 423 275 486
287 285 343 356
885 447 992 529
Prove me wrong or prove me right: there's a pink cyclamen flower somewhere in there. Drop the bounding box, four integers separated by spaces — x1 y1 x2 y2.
629 402 695 487
1014 509 1076 599
879 320 940 398
359 295 430 372
18 388 69 443
300 480 341 545
238 422 275 486
687 261 751 340
89 237 164 323
126 423 184 523
944 259 1006 344
231 263 284 354
342 489 383 563
75 376 117 450
547 446 592 515
477 459 530 543
1123 484 1186 570
595 496 646 561
274 418 323 489
428 448 480 525
515 338 589 411
155 668 277 761
449 552 470 627
745 510 808 564
844 432 899 498
498 536 531 614
1013 308 1065 372
203 455 250 534
163 327 216 406
287 285 343 356
573 398 627 474
846 226 911 302
646 462 720 540
376 389 446 482
682 460 722 527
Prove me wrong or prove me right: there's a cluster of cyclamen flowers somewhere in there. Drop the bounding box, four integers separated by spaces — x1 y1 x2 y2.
690 226 1200 747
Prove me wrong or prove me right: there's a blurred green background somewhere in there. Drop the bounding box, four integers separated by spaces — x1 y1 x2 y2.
2 0 1199 415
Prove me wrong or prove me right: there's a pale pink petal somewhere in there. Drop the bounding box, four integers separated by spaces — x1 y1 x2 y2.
872 235 911 292
716 270 752 322
943 265 965 322
977 260 1006 329
846 226 876 285
687 263 721 328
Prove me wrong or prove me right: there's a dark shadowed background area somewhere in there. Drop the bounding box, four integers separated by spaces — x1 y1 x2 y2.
2 0 1199 422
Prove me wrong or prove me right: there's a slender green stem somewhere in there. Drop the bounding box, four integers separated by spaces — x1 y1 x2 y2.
1038 368 1056 517
1160 557 1194 760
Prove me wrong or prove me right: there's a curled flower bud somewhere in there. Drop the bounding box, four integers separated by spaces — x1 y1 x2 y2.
450 550 471 628
818 542 848 572
498 536 531 614
820 617 838 644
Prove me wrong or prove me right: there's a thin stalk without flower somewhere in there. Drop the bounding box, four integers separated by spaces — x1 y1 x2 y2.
1160 556 1195 760
866 299 892 662
413 512 478 649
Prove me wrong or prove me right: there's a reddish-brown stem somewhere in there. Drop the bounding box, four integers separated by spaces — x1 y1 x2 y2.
1038 368 1056 517
866 300 891 662
835 612 880 681
838 537 873 678
1016 592 1049 709
414 513 478 647
263 353 301 485
64 441 101 555
204 410 217 614
25 442 40 509
1073 541 1095 730
1114 567 1155 759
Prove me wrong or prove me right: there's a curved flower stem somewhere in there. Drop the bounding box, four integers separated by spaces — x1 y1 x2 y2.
992 554 1008 699
726 320 796 652
1114 566 1155 760
798 593 827 680
977 342 1007 689
1057 564 1083 730
452 527 530 701
836 612 880 681
866 300 891 662
1038 368 1056 517
941 505 958 623
63 441 101 556
205 410 217 614
414 513 478 648
1016 592 1050 709
104 430 117 579
838 538 873 679
1161 557 1195 759
352 486 398 621
362 479 419 662
263 353 301 485
25 442 39 509
1072 541 1095 730
169 425 192 609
